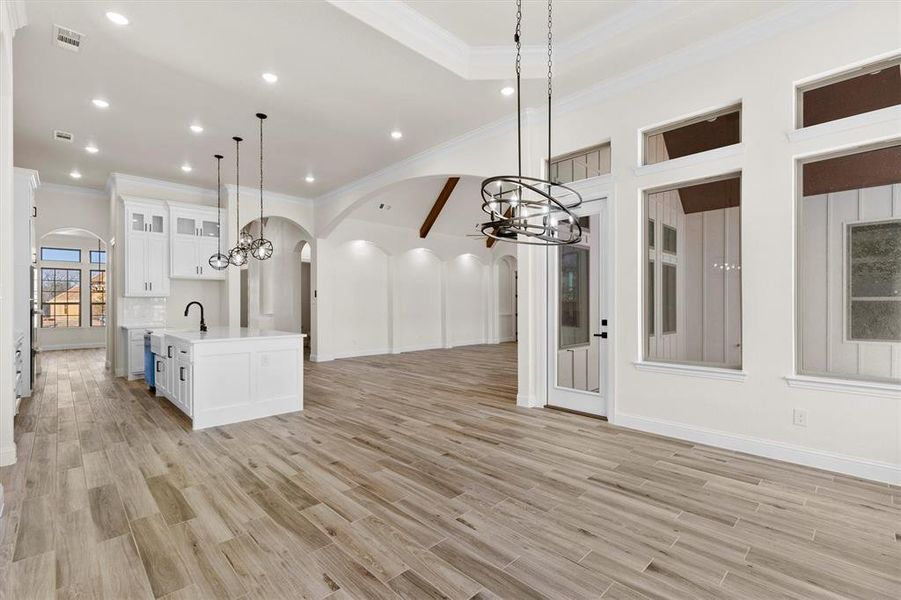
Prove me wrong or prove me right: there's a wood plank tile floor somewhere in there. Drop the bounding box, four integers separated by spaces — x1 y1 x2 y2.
1 346 899 599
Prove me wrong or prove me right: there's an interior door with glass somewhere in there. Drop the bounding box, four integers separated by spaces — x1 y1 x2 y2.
547 200 608 416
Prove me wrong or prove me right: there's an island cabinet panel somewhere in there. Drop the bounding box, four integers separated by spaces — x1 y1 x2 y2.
157 329 303 430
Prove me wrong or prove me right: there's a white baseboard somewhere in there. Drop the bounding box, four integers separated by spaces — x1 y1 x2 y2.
497 336 517 343
309 353 333 363
39 342 106 351
331 347 391 360
0 444 17 467
447 339 487 348
392 343 443 354
614 412 900 485
516 393 539 408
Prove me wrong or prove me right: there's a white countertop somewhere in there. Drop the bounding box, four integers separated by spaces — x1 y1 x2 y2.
163 327 305 344
120 323 166 330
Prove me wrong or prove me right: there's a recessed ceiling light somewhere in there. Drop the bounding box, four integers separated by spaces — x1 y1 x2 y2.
500 86 515 96
262 72 278 84
181 164 192 173
105 12 129 26
92 98 109 109
69 170 82 179
390 130 403 140
305 175 315 183
190 124 204 133
85 144 99 154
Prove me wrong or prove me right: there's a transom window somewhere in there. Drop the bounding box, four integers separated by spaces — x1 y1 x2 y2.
40 247 81 262
90 250 107 264
549 143 611 184
41 268 81 328
643 105 741 166
798 57 900 128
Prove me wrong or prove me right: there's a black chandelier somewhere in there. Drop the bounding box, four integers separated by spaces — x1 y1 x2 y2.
228 136 250 267
479 0 582 245
209 154 230 270
250 113 273 260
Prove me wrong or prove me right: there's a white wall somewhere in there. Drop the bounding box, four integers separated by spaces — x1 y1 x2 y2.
315 218 495 360
0 0 26 468
497 255 516 342
309 1 900 482
801 183 901 381
34 183 110 241
393 248 443 352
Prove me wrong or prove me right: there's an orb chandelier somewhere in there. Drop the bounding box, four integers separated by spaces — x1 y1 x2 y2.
479 0 582 245
208 153 230 270
228 136 249 267
250 112 273 260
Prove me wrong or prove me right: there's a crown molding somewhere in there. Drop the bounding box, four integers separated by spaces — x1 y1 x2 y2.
37 182 107 199
108 172 217 200
3 0 27 34
223 184 314 208
329 0 686 80
13 167 39 190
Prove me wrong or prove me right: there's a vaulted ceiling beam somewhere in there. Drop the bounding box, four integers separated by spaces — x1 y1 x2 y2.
419 177 460 238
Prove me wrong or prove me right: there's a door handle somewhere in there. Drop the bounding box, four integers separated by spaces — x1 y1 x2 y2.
156 362 161 373
167 345 172 358
179 367 185 382
593 332 608 339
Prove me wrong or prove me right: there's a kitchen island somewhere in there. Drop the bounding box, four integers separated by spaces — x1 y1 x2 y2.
151 327 304 429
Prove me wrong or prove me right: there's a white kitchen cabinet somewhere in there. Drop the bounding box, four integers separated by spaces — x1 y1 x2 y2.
124 199 170 297
172 343 193 416
170 205 225 280
160 328 303 429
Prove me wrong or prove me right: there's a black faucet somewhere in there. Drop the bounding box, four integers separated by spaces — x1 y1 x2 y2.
184 301 207 332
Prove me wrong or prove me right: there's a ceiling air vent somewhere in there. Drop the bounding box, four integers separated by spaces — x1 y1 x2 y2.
53 25 84 52
53 130 74 143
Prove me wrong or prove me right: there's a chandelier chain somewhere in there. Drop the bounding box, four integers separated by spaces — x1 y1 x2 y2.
235 138 240 240
547 0 552 100
216 156 221 253
259 115 264 235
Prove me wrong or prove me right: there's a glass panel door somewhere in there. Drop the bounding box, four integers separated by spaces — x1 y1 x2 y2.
201 220 219 238
176 217 197 236
547 199 608 416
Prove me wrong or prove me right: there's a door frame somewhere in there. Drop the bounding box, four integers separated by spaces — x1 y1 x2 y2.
545 186 614 417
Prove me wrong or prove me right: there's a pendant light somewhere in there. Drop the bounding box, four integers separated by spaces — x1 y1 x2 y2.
250 112 273 260
209 154 230 270
479 0 582 245
228 136 249 267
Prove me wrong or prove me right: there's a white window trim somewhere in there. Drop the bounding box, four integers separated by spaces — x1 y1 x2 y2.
633 143 744 177
787 105 901 143
633 360 746 382
785 374 901 399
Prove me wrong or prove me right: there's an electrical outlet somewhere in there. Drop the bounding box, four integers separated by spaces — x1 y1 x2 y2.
793 408 808 427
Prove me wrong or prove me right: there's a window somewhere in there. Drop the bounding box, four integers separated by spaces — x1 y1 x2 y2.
798 57 900 128
662 264 677 334
549 143 611 184
847 221 900 342
643 105 741 165
648 219 655 249
90 269 107 327
89 250 107 264
648 260 655 336
645 175 742 368
663 225 677 254
40 247 81 262
799 143 900 382
559 245 590 348
41 268 81 328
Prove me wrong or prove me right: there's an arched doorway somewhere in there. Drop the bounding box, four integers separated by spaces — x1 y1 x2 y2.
497 254 518 343
238 216 314 354
35 227 108 353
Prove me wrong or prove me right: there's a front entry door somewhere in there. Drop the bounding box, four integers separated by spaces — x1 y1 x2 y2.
546 199 609 416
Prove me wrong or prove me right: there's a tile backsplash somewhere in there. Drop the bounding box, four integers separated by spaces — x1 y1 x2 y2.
119 297 167 325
